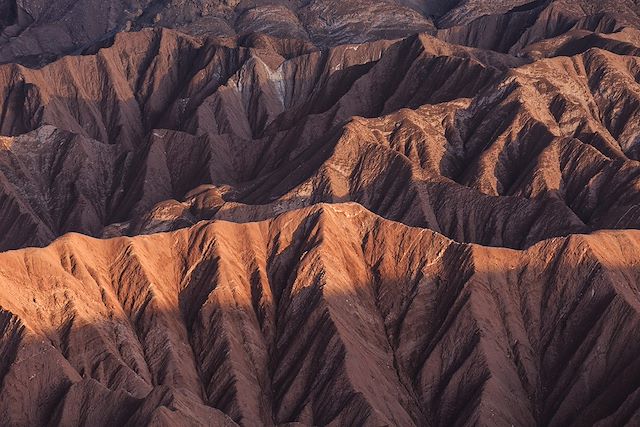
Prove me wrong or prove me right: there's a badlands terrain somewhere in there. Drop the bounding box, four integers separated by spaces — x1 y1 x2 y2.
1 0 640 425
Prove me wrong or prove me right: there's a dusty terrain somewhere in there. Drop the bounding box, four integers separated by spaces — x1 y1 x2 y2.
1 0 640 425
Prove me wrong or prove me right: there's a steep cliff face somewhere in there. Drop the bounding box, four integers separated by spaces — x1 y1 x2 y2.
1 0 640 426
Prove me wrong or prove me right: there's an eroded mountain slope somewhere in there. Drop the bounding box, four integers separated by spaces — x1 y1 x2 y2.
0 27 640 250
1 204 640 426
0 1 640 426
3 0 640 66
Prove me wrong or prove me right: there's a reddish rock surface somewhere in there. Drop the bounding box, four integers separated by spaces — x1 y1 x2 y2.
1 0 640 425
2 205 640 426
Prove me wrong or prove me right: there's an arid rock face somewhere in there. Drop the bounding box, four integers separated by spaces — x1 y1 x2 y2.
1 0 640 426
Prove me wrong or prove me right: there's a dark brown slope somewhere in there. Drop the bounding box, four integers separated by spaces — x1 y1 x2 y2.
1 28 640 250
0 0 435 66
1 204 640 426
3 0 640 67
1 2 640 426
436 0 640 54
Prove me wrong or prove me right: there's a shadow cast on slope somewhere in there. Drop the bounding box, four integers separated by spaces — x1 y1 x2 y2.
1 224 640 426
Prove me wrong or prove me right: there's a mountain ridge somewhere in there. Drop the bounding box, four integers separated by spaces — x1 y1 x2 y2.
2 203 640 425
1 1 640 425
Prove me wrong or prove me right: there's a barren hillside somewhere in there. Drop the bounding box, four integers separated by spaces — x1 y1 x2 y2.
1 0 640 425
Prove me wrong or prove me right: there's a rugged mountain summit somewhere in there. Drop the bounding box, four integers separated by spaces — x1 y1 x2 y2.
1 0 640 426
